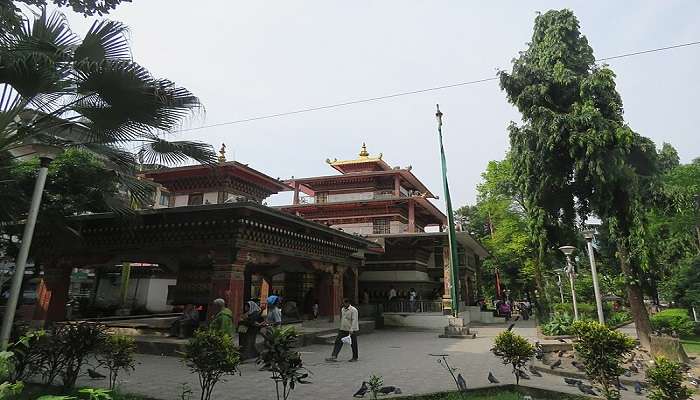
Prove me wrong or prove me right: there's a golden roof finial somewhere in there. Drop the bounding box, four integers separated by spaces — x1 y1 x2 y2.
218 143 226 163
359 142 369 157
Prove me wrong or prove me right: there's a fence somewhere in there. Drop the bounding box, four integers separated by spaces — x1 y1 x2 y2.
384 300 444 313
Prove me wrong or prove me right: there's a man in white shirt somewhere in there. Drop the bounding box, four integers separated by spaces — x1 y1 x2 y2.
325 298 359 362
388 286 397 301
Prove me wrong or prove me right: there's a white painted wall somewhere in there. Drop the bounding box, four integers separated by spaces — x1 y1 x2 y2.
327 191 373 203
390 221 407 233
173 195 188 207
332 223 373 235
95 277 175 313
144 278 176 312
203 192 219 204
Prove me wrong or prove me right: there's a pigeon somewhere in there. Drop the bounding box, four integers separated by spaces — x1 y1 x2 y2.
456 374 467 391
571 361 585 371
615 381 628 391
87 369 106 379
517 370 530 380
634 381 643 395
550 359 562 369
528 365 542 377
507 323 515 332
488 371 500 384
535 348 544 360
353 382 368 398
393 388 402 395
558 338 567 343
623 370 632 377
564 378 581 386
629 364 639 373
625 353 636 363
378 386 396 395
557 350 565 357
577 382 597 396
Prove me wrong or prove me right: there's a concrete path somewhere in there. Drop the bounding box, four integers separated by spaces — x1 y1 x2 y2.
78 320 650 399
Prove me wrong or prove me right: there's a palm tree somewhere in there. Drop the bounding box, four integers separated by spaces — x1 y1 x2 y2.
0 9 215 216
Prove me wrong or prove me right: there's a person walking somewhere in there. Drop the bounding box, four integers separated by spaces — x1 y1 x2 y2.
325 298 359 362
209 298 234 336
388 286 397 301
238 301 263 359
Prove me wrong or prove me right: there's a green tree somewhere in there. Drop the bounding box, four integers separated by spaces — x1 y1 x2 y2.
0 9 215 220
645 356 693 400
499 9 656 347
257 326 310 400
183 329 241 400
491 330 535 385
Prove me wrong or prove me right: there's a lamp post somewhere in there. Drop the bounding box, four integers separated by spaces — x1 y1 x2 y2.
0 142 62 350
558 245 579 320
556 273 565 304
583 230 605 324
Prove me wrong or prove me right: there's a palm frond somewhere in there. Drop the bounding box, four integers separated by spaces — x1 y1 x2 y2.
79 142 137 173
75 19 130 62
138 138 216 166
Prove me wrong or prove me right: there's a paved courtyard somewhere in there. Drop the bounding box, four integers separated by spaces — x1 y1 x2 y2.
75 320 657 399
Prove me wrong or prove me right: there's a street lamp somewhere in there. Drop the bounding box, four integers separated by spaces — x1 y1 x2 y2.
558 245 579 320
556 272 565 304
583 229 605 324
0 140 63 350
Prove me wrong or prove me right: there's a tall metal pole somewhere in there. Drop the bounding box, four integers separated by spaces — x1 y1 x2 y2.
436 105 460 316
565 255 579 321
585 237 605 324
0 158 50 350
557 274 565 304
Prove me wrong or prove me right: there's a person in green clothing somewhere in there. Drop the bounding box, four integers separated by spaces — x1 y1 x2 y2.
209 298 234 336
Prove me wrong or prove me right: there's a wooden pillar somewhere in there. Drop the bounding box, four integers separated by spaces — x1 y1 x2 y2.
329 270 342 322
353 268 359 305
317 270 343 322
293 182 300 205
260 275 271 303
209 249 248 325
441 246 453 315
408 199 416 233
32 264 71 326
393 174 401 197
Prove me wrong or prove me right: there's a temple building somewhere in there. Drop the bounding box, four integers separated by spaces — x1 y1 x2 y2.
281 144 488 313
26 146 375 326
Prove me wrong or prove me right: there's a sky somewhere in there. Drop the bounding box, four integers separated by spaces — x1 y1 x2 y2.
59 1 700 211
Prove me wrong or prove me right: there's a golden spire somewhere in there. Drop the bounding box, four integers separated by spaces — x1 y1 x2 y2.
218 143 226 163
359 142 369 157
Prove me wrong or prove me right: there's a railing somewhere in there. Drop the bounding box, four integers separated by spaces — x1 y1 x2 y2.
373 190 395 200
384 300 444 313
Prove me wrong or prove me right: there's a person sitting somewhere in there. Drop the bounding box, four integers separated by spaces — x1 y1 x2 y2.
238 301 263 359
209 298 234 336
498 301 512 321
169 304 199 338
266 298 283 327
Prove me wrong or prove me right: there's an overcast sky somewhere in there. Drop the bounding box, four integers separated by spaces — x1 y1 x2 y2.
60 1 700 211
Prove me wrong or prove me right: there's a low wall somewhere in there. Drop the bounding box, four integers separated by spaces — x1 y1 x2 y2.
383 311 471 330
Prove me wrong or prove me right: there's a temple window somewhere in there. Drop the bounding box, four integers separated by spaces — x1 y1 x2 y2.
159 193 170 206
188 193 204 206
373 218 390 234
316 192 328 204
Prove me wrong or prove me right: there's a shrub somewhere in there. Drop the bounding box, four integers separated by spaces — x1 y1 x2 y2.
553 302 612 320
7 329 46 382
606 310 632 327
56 322 108 390
491 331 535 385
645 356 693 400
0 350 24 398
183 329 241 400
571 320 636 400
367 374 383 400
650 309 694 337
258 326 310 400
541 313 573 336
97 334 137 390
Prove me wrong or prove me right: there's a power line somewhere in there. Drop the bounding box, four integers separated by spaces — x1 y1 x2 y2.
176 40 700 133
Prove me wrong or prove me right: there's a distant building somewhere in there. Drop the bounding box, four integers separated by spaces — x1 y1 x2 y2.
281 144 488 313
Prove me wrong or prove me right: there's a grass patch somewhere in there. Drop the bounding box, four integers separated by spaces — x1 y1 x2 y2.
681 334 700 355
395 386 587 400
15 384 160 400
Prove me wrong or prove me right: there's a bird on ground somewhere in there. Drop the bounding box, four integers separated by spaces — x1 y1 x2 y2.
571 360 585 371
353 382 368 398
557 338 567 343
378 386 396 395
394 388 402 395
534 348 544 360
615 380 628 391
625 353 636 363
629 364 639 373
488 372 500 384
623 370 632 377
507 323 515 332
557 350 565 357
577 382 597 396
634 381 643 395
456 374 467 391
564 378 581 386
528 365 542 377
517 370 530 380
87 369 106 379
550 359 562 369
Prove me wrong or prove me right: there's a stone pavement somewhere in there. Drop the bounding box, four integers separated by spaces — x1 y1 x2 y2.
77 319 652 399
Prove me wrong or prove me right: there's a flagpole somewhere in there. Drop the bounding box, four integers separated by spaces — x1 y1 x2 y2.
435 105 460 316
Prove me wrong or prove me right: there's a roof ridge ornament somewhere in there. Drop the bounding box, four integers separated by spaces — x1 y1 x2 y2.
359 142 369 157
218 143 226 163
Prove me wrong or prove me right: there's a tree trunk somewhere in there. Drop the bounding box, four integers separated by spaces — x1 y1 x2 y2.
618 243 652 349
533 235 549 318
